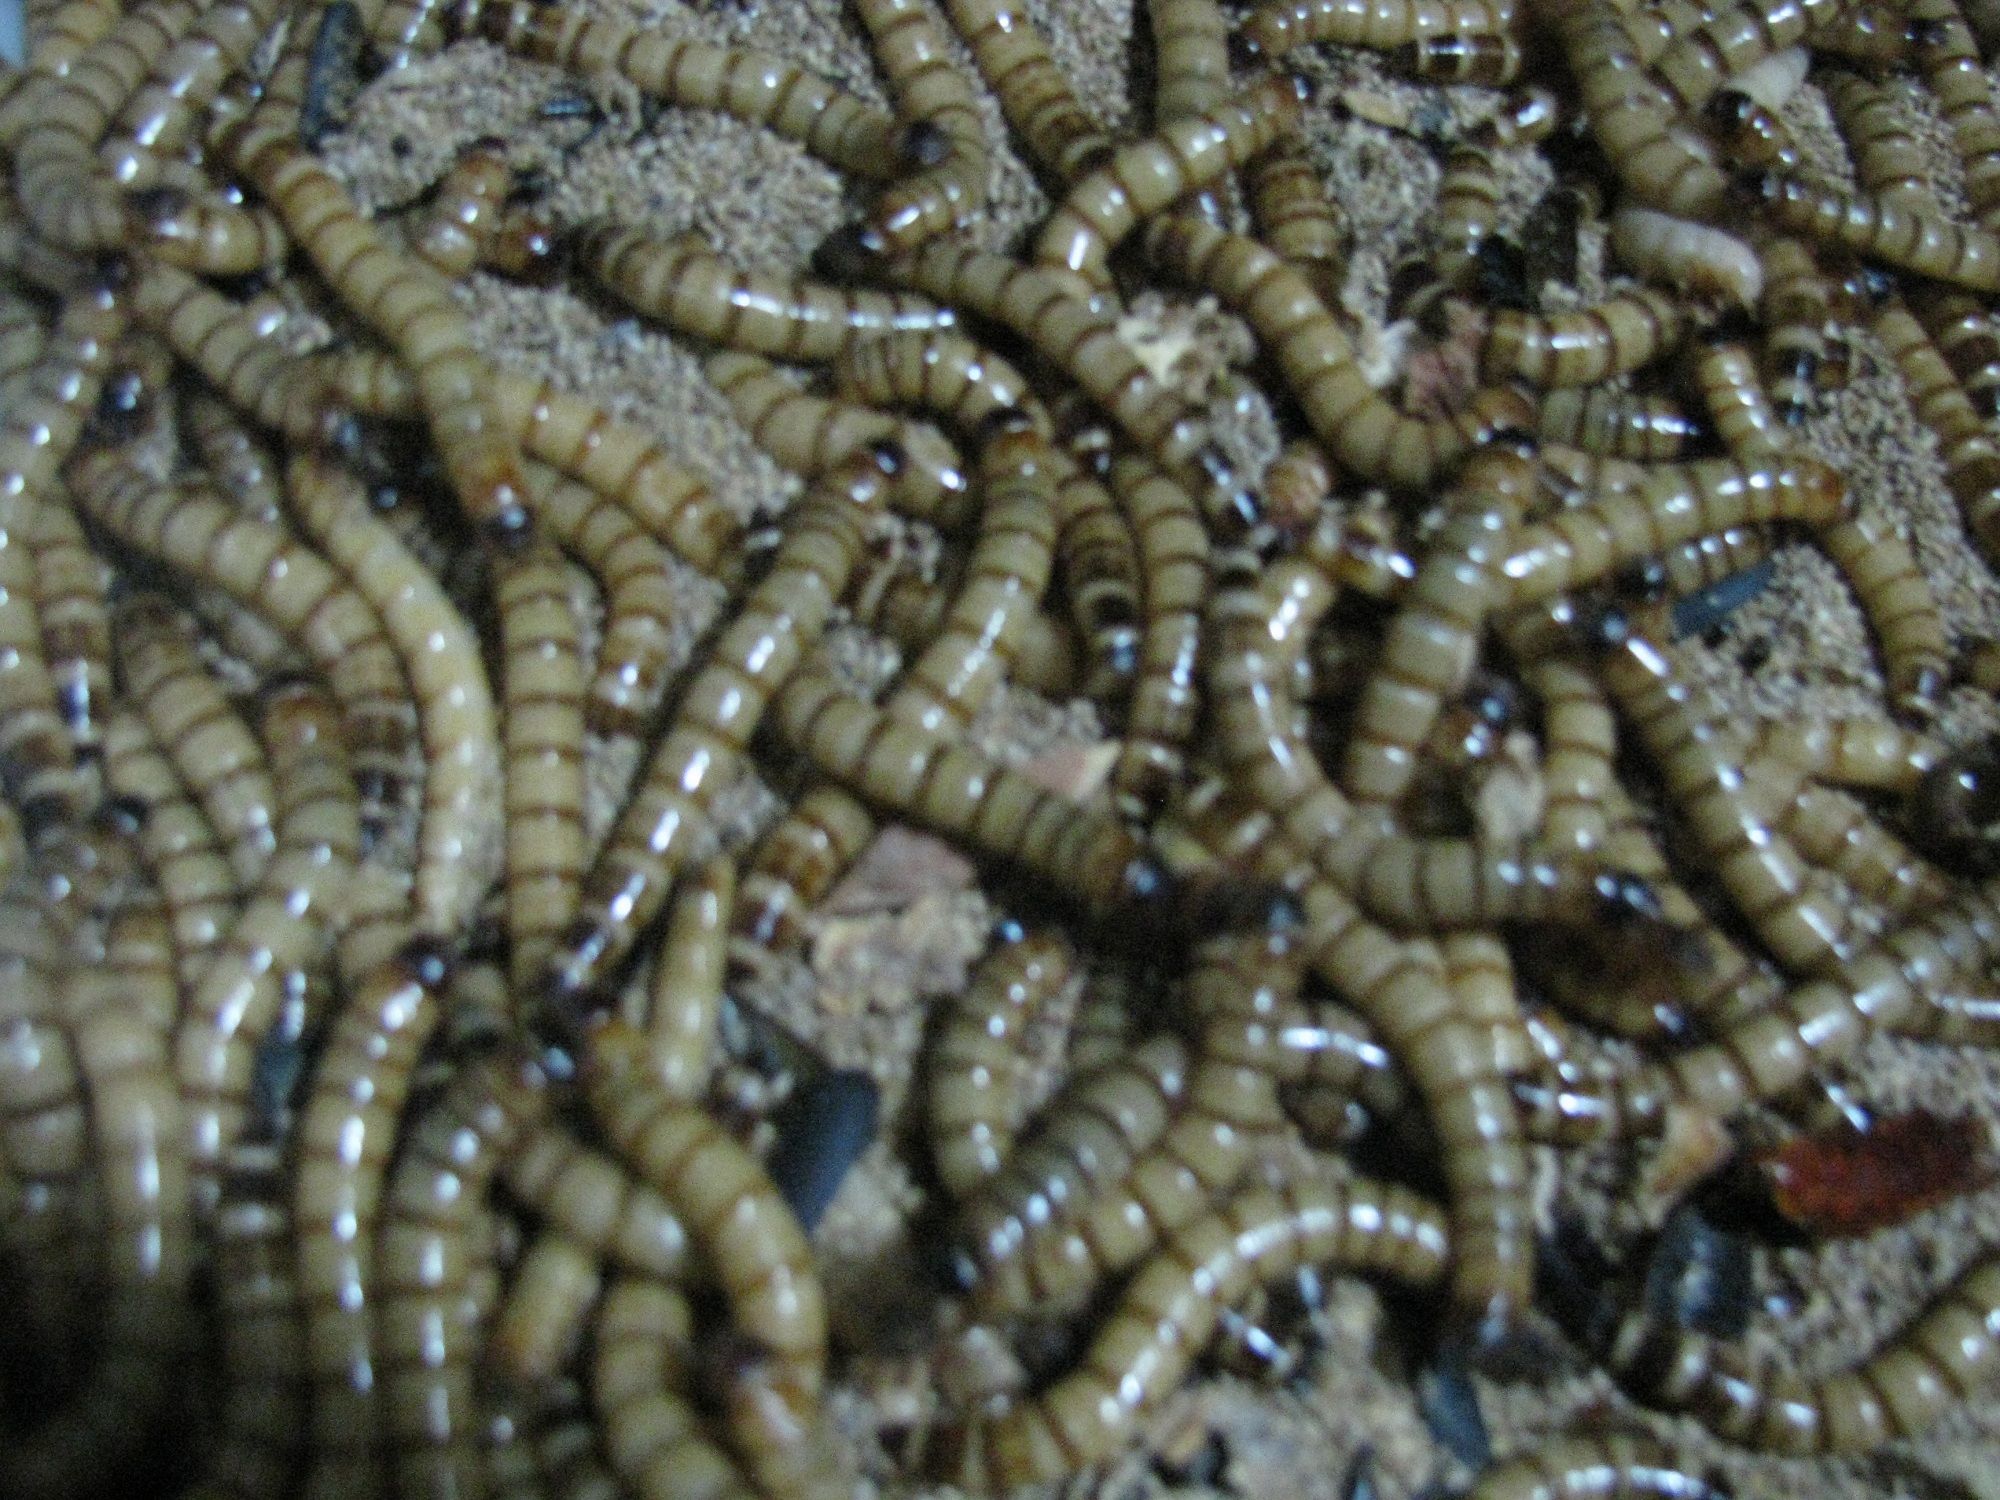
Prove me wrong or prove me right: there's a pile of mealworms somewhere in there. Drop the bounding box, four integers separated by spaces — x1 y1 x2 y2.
19 0 2000 1491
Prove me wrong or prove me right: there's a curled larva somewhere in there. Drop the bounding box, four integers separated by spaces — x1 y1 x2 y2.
1467 1436 1725 1499
376 1053 548 1500
1742 171 2000 292
931 1174 1449 1490
1610 206 1762 309
1537 388 1702 461
927 925 1077 1199
1649 0 1818 117
284 453 501 942
1143 215 1533 491
466 0 902 177
940 0 1114 181
174 681 358 1208
1032 73 1307 287
291 939 456 1500
732 783 883 955
708 351 974 529
524 465 683 735
547 448 893 1004
1242 0 1515 57
853 0 990 252
582 223 958 363
495 541 588 994
1607 1252 2000 1455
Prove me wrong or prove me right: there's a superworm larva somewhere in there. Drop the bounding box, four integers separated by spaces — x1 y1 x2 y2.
1706 85 1800 171
175 682 357 1207
100 0 276 173
939 0 1114 181
932 1174 1449 1490
859 553 1079 698
1483 285 1689 387
1650 0 1820 116
22 482 110 760
584 223 959 363
284 453 500 941
1822 70 1932 206
1245 136 1348 295
637 858 733 1101
927 925 1076 1198
1466 1436 1725 1499
129 186 288 276
292 939 455 1500
1432 139 1502 289
853 0 989 252
1051 448 1145 698
1909 0 2000 225
1817 509 1952 713
1143 215 1533 491
1537 388 1702 460
1691 335 1781 459
501 1120 691 1281
831 330 1041 442
1908 284 2000 418
1146 0 1230 121
496 541 588 993
1031 74 1306 287
1871 297 2000 556
547 448 893 1004
1395 31 1522 82
1744 171 2000 291
490 1231 602 1387
731 782 882 954
1242 0 1515 56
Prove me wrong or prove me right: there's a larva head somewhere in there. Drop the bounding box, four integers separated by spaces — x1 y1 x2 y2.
1590 870 1666 928
1193 445 1266 547
1788 456 1853 521
1174 876 1306 941
1913 737 2000 874
94 367 155 436
1569 595 1636 655
96 793 149 840
1613 555 1671 604
814 222 883 282
394 933 459 991
482 487 537 553
897 119 953 170
1727 167 1785 210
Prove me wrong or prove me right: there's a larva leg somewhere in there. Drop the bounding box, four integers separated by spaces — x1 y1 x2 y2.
175 682 358 1209
939 0 1114 180
708 351 974 529
1608 1252 2000 1455
591 1275 759 1500
466 0 903 179
1032 75 1307 287
637 858 733 1101
853 0 990 252
283 453 500 940
495 541 588 994
489 1230 602 1385
115 594 275 887
932 1175 1449 1490
546 448 893 1005
102 708 236 989
500 1120 692 1282
293 941 456 1500
524 464 683 734
1467 1436 1725 1499
376 1054 548 1500
926 922 1075 1199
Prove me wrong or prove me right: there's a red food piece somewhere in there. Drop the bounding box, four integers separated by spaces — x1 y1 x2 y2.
1758 1109 1993 1237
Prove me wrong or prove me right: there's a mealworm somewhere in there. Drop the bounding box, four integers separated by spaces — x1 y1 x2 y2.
490 1230 602 1385
468 0 902 178
218 64 532 544
1749 238 1831 428
1432 139 1502 290
853 0 989 252
1608 1251 2000 1455
1743 715 1942 792
129 185 289 276
284 453 501 941
636 858 733 1101
583 223 958 363
1692 335 1781 459
175 681 357 1208
1817 509 1952 713
100 0 276 173
709 350 974 529
292 939 456 1500
1032 74 1307 287
525 464 683 734
410 135 513 279
501 1119 692 1281
1483 284 1689 387
115 594 275 887
22 483 110 761
1395 31 1521 82
1537 388 1702 460
10 0 198 253
376 1052 548 1500
1909 284 2000 419
1242 0 1514 56
1245 136 1348 296
831 330 1041 443
1498 456 1849 605
101 708 235 988
8 987 192 1495
127 258 344 446
1705 85 1800 172
932 1174 1449 1490
179 387 289 526
1143 215 1534 491
1871 298 2000 556
495 541 587 993
1909 0 2000 226
1467 1436 1725 1499
927 924 1076 1199
731 782 883 954
547 447 891 1003
585 1021 828 1467
372 0 453 71
1338 478 1508 809
1050 448 1144 699
774 666 1169 924
1822 71 1931 206
590 1275 759 1500
877 240 1264 536
201 1141 306 1499
1743 171 2000 292
1765 774 1952 919
1650 0 1820 117
859 550 1079 699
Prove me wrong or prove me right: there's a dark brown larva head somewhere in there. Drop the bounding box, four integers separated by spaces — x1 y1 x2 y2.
1591 870 1666 928
1704 89 1759 134
482 498 537 554
1727 167 1783 208
98 794 150 838
1614 555 1671 603
864 439 907 478
395 933 458 989
1175 876 1305 940
897 119 954 169
1570 596 1635 654
1913 738 2000 873
125 185 191 233
812 222 881 282
972 406 1040 447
